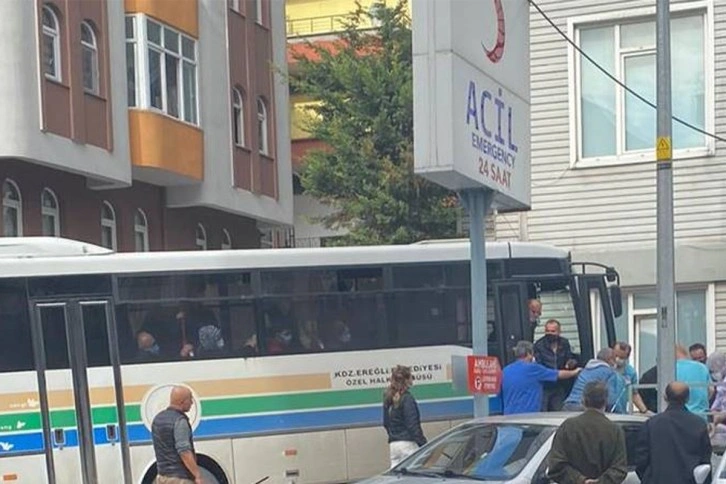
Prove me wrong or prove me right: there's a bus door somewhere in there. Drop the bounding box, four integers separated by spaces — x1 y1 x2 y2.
29 299 131 484
571 273 618 361
492 281 529 366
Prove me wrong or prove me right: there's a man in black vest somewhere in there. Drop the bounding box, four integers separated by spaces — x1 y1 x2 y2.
152 386 203 484
635 381 713 484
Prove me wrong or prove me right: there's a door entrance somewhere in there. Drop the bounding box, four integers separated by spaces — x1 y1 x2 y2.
30 299 131 484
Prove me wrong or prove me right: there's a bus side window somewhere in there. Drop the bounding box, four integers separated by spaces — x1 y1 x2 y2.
0 281 33 372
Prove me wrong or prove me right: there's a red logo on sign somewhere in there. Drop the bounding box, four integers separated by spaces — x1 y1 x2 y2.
482 0 505 63
467 355 502 394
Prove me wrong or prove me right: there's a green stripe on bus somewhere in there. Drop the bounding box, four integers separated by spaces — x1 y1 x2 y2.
0 383 468 432
200 383 468 417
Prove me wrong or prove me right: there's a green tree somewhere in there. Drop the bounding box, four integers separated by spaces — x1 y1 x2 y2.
290 1 460 245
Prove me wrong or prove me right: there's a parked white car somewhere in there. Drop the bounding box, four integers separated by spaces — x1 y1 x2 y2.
358 412 711 484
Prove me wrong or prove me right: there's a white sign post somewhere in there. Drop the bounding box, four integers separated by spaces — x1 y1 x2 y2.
412 0 531 417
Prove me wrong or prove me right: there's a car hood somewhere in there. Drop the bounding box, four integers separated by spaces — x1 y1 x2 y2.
357 474 525 484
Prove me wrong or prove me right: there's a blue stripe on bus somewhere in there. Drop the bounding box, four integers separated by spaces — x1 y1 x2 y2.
0 396 499 456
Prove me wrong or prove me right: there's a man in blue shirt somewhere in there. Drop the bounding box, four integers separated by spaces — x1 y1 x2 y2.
501 341 581 415
563 348 626 413
676 345 712 419
612 342 649 414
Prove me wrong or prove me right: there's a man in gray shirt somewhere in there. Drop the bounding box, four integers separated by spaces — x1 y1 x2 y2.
151 386 203 484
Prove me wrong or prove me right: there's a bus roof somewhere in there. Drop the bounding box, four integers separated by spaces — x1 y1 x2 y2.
0 237 570 278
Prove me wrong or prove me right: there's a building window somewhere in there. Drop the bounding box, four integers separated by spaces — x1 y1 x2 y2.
81 21 99 94
233 88 245 147
134 209 149 252
195 223 207 250
125 17 137 107
124 15 198 124
42 5 61 81
100 201 117 250
229 0 240 12
221 229 232 250
575 13 707 163
2 179 23 237
41 188 60 237
254 0 263 24
257 97 269 155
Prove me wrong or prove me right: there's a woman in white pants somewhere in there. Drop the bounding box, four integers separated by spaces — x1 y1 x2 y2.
383 365 427 468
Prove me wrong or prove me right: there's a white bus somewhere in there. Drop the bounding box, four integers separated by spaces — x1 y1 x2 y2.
0 237 622 484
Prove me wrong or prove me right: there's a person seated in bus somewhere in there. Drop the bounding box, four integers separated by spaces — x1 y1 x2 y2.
267 326 296 355
526 299 543 342
136 330 162 362
195 324 226 358
326 321 352 351
299 319 325 351
240 333 258 357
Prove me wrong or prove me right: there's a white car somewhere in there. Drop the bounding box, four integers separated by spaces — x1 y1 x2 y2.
358 412 711 484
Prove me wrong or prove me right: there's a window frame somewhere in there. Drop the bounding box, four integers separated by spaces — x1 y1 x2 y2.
2 179 23 237
233 88 245 147
80 20 100 95
101 201 117 251
195 223 208 250
124 15 199 126
221 228 232 250
42 5 62 82
134 208 150 252
567 2 714 168
255 0 263 25
257 97 269 155
40 187 60 237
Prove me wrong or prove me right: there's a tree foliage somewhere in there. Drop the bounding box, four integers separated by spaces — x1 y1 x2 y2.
290 1 460 245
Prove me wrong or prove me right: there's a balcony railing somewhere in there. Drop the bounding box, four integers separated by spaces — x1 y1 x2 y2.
286 13 377 38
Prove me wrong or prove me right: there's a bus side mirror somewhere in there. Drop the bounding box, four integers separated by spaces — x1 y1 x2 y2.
610 286 623 318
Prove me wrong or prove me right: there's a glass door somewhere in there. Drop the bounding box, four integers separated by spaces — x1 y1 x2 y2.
30 300 131 484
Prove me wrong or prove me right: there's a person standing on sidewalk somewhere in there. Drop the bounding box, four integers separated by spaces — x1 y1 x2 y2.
635 381 712 484
383 365 427 467
152 386 203 484
548 381 627 484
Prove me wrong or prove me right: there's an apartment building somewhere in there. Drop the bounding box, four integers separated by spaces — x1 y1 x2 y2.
0 0 292 251
493 0 725 369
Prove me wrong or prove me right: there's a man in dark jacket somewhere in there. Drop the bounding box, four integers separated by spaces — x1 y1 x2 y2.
548 381 627 484
533 319 578 411
635 381 712 484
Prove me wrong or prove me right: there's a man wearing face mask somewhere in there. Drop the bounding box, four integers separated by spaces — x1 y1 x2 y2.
563 348 626 413
267 326 295 355
534 320 578 411
612 342 649 414
136 330 162 362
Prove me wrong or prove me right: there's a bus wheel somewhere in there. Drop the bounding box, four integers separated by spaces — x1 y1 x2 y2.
141 454 229 484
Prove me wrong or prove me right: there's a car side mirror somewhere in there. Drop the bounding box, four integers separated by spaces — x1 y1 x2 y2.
693 464 711 484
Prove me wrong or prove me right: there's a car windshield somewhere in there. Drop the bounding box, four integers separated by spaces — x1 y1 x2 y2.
392 423 556 481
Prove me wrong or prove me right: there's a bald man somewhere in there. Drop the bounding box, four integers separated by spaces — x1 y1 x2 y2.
526 299 542 342
635 382 712 484
151 386 203 484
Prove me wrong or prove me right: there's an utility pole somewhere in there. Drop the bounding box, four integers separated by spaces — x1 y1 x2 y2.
655 0 676 413
461 189 492 418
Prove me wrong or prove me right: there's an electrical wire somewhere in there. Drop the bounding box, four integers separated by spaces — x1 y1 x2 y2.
528 0 726 144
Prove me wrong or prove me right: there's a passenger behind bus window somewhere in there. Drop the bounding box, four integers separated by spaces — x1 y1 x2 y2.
136 330 161 362
299 319 325 352
267 326 296 355
240 333 258 357
196 324 226 358
326 321 352 351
